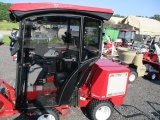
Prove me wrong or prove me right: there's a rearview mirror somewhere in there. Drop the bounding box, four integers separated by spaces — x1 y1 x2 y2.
10 41 19 56
9 13 15 22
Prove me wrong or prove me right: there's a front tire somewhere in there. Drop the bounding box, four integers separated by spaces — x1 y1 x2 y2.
129 70 138 83
88 100 113 120
148 72 157 80
33 108 59 120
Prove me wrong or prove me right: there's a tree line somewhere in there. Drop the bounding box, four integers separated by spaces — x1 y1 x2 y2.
0 2 12 21
0 2 160 22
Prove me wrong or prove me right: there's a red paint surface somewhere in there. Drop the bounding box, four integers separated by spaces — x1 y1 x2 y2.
0 79 19 118
9 3 113 14
143 52 158 62
89 59 129 105
46 76 54 83
120 29 136 32
78 85 91 107
78 59 129 107
55 105 70 117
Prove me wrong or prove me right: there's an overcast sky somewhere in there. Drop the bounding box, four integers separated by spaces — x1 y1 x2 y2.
1 0 160 17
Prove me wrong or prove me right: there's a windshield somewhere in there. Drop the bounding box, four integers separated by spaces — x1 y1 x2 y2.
22 15 101 61
118 31 135 42
118 31 125 39
23 15 80 57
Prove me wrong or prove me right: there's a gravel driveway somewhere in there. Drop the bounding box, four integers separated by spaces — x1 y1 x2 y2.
0 30 11 35
0 44 160 120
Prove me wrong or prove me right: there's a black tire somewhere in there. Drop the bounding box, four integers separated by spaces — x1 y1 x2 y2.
129 70 138 84
32 108 59 120
148 72 157 80
88 99 113 120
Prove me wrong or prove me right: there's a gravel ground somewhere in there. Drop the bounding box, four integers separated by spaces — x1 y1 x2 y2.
0 44 160 120
0 30 11 35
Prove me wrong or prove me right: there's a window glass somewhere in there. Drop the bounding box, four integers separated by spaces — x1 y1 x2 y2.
23 15 80 59
22 15 81 86
125 32 132 42
82 17 101 61
118 31 125 39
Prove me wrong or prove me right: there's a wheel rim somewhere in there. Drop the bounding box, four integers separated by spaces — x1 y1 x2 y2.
95 106 111 120
129 74 136 82
151 74 156 80
37 114 55 120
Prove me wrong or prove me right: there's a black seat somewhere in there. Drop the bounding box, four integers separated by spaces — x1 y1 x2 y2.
54 50 78 86
54 58 67 86
55 72 67 86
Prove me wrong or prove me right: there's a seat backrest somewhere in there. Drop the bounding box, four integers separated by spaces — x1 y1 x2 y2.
155 44 160 63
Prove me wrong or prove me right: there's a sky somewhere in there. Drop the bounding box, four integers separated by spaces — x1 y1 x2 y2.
1 0 160 17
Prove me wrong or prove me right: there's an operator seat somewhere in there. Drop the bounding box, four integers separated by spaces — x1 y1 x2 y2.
55 72 67 86
54 62 78 86
54 59 67 86
54 50 78 86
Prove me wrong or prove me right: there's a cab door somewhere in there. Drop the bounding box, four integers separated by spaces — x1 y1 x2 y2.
59 17 103 105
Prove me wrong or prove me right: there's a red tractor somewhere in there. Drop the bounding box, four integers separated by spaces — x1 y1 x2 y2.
118 29 136 47
0 3 130 120
143 44 160 80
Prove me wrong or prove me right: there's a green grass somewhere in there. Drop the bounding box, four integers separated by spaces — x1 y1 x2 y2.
3 35 10 44
0 21 18 30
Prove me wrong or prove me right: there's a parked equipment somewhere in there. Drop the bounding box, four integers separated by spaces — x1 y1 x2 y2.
103 29 136 56
143 44 160 80
116 47 146 83
0 3 130 120
9 28 19 60
0 33 4 43
117 29 136 47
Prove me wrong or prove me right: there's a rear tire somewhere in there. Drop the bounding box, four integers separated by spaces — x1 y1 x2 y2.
88 99 113 120
129 70 138 83
148 72 157 80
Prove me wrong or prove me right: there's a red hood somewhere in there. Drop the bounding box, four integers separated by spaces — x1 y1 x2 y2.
96 58 122 67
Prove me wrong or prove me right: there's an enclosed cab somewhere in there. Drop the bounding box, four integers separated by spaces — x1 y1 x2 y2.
0 3 130 120
118 29 136 46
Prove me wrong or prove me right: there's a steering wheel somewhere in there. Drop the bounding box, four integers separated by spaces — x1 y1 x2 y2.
63 49 78 61
30 54 64 66
29 54 45 66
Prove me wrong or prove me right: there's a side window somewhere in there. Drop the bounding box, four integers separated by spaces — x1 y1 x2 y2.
82 17 101 62
125 32 132 42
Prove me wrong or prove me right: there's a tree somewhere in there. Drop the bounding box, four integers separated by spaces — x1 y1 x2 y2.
0 2 12 21
150 14 160 21
113 14 125 18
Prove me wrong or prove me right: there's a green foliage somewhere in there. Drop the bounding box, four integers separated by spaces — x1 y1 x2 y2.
137 14 160 21
136 15 147 18
3 35 10 44
113 14 125 18
150 14 160 21
0 2 12 21
49 37 63 46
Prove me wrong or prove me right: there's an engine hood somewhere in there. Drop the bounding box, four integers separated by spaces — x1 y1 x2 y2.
96 58 123 67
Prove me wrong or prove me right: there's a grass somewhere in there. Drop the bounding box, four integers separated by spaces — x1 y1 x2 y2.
0 21 18 44
3 35 10 44
0 21 18 30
